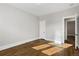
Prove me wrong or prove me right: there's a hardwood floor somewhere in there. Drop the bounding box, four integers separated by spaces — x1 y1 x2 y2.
65 36 75 48
65 36 79 56
0 39 77 56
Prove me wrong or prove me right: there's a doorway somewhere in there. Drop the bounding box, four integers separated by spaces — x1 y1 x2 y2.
64 17 75 48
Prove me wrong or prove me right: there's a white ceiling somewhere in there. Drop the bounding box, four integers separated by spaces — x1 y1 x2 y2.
8 3 79 16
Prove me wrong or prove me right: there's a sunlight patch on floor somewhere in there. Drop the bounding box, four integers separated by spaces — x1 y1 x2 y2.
48 43 73 48
32 44 51 50
42 47 62 56
59 43 73 48
32 42 73 56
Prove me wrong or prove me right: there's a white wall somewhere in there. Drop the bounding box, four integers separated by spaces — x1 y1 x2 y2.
40 6 79 44
0 4 39 47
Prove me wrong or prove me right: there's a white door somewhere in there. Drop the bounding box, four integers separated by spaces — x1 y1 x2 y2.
75 15 79 48
39 20 46 39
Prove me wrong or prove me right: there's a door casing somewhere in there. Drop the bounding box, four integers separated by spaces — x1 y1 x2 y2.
63 15 78 49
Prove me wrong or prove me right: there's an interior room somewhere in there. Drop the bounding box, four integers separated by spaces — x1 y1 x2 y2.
64 17 75 48
0 3 79 56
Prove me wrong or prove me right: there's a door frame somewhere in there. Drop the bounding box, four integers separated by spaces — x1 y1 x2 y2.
63 15 77 49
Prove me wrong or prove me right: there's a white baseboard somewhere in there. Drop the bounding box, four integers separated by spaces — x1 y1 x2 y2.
0 37 38 51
